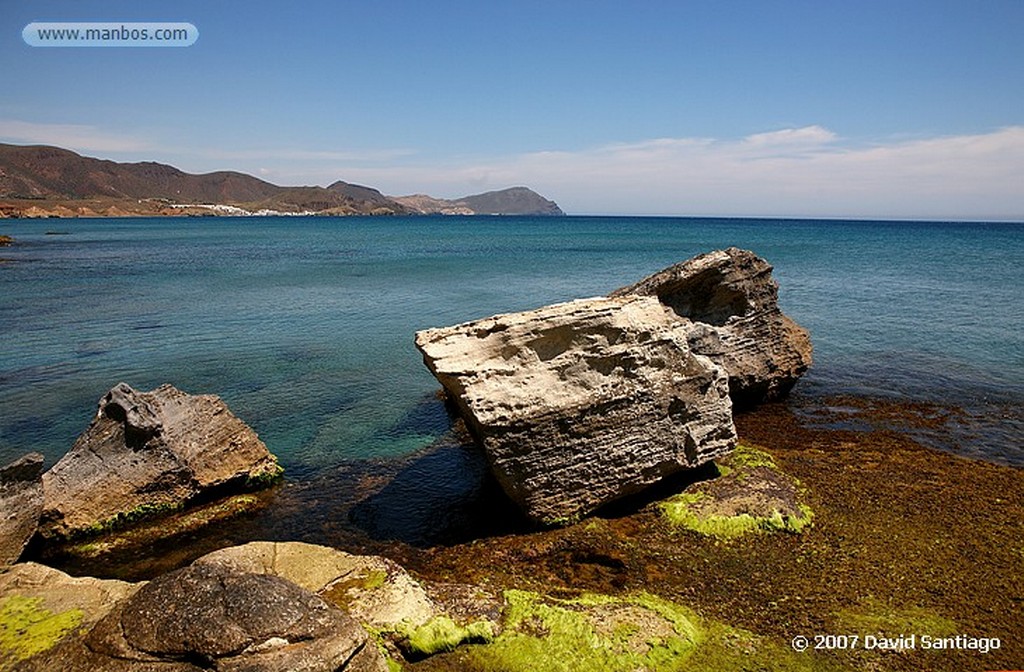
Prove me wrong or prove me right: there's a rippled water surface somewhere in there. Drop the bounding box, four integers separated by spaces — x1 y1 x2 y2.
2 216 1021 471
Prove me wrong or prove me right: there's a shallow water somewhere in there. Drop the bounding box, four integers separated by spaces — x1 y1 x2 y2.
1 216 1021 472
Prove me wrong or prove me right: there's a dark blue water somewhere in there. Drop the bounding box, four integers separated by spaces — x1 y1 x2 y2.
2 216 1021 473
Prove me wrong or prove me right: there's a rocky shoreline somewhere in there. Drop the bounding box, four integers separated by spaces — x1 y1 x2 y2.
5 398 1020 671
3 249 1021 671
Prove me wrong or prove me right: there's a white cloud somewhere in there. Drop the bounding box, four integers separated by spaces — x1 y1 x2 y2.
0 119 151 153
328 126 1024 219
184 147 417 163
743 125 837 147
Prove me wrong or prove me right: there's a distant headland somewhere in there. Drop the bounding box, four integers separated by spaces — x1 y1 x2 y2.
0 143 564 218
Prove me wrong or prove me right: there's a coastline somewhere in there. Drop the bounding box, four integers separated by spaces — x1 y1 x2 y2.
0 198 400 219
31 393 1024 671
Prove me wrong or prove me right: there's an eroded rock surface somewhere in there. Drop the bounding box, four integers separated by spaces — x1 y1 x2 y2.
416 295 737 524
0 453 44 566
612 247 812 407
14 563 387 672
194 541 502 661
195 541 438 630
39 383 281 540
4 542 501 671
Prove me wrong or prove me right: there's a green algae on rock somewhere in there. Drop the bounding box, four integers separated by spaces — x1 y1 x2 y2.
834 597 958 639
468 590 701 672
398 615 494 657
60 493 267 561
458 588 848 672
660 444 813 539
0 595 83 670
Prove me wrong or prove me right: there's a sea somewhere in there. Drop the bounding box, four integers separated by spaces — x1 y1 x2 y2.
2 216 1022 480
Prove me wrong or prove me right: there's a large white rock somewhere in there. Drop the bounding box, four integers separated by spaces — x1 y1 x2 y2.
416 295 737 524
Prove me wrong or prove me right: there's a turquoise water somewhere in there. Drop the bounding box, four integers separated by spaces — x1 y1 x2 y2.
2 216 1022 474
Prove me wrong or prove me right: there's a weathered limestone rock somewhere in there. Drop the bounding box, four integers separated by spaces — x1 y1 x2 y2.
16 563 387 672
416 295 737 524
39 383 282 540
0 453 44 566
612 247 812 407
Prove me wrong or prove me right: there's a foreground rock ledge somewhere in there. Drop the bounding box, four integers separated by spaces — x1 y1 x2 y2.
416 295 737 524
1 541 499 671
39 383 282 540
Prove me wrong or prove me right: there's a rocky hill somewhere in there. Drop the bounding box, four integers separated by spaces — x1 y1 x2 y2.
0 144 407 217
0 144 563 217
393 186 564 216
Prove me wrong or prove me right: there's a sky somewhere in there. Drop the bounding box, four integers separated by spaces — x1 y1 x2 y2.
1 0 1022 219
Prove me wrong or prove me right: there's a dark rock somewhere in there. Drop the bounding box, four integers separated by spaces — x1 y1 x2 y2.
612 247 812 407
0 452 44 565
39 383 282 540
194 541 439 631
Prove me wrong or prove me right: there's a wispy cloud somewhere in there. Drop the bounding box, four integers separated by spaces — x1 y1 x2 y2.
0 119 152 153
181 147 417 164
330 126 1024 219
742 125 837 147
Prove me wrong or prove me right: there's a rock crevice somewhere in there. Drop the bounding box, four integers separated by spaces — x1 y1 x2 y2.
612 247 812 406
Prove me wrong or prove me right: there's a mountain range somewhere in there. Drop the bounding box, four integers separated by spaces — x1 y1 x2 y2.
0 144 563 218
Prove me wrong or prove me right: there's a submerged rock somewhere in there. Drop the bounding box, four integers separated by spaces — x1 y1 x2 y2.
39 383 282 540
416 295 737 524
660 443 814 539
0 453 44 566
611 247 812 407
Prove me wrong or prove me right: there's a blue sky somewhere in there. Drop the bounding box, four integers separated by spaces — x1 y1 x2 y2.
2 1 1022 218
